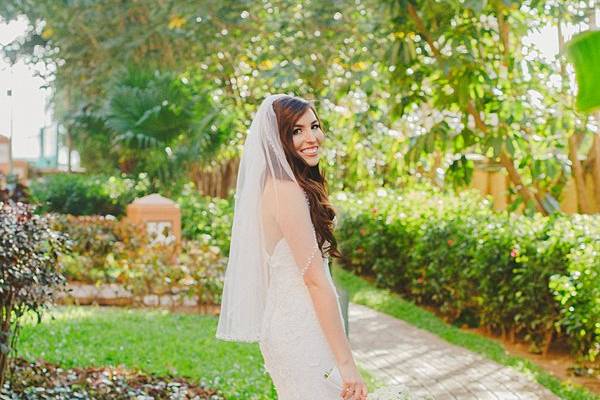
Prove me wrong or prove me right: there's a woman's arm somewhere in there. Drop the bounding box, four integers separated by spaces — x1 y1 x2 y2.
274 182 355 368
304 273 356 367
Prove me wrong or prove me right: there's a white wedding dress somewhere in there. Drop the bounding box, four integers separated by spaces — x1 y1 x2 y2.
259 236 346 399
214 94 351 399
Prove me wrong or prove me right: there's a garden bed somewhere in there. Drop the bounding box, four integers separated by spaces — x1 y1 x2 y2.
1 356 222 399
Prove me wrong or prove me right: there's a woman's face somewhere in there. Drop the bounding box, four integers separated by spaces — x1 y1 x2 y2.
292 108 324 167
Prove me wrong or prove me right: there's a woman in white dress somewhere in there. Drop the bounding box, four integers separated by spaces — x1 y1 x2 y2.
216 94 368 400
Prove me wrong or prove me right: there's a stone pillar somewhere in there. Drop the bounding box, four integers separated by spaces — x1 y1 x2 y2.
126 194 181 245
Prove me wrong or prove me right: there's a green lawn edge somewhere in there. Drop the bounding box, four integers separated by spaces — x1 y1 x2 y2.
332 263 600 400
16 303 381 398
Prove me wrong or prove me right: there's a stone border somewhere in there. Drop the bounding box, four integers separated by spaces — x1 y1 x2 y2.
56 282 220 315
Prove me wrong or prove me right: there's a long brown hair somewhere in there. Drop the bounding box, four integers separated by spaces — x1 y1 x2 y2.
272 95 341 259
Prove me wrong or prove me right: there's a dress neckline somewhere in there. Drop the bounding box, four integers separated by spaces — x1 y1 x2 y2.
267 238 330 261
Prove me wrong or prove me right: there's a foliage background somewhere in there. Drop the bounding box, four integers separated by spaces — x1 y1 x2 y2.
3 0 597 212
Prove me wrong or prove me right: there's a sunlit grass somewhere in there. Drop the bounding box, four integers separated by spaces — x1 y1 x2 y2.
332 263 600 400
18 305 274 399
17 303 381 399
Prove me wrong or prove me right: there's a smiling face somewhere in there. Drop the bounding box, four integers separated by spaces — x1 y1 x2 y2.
292 108 325 167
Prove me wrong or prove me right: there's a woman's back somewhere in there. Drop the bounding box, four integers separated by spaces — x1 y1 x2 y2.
259 234 345 399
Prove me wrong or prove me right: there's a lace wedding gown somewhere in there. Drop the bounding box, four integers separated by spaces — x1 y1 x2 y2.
259 236 346 399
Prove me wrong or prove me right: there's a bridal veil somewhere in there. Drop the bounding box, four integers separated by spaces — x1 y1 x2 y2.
216 93 306 342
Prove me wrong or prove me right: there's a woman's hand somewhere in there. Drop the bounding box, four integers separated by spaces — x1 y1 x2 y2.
339 359 368 400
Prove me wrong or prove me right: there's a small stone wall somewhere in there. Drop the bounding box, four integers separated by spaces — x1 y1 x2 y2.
56 282 220 315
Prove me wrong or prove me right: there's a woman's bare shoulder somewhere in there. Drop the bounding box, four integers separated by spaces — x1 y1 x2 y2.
264 178 303 199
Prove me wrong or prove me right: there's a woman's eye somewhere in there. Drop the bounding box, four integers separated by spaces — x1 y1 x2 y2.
312 124 320 130
293 129 302 135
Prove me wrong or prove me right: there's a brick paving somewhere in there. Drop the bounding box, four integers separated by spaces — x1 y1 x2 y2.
347 302 559 399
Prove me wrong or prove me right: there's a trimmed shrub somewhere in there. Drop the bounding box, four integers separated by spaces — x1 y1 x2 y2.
177 183 234 254
30 173 151 216
51 214 226 304
550 240 600 364
335 186 600 365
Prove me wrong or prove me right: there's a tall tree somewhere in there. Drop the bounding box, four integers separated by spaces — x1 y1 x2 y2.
383 0 595 214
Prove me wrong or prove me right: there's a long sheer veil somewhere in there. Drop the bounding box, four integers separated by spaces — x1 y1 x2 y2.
216 93 299 342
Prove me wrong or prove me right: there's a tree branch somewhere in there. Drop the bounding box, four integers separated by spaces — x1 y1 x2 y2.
568 133 592 213
499 151 545 213
495 1 510 67
466 101 546 213
406 3 441 59
406 1 545 214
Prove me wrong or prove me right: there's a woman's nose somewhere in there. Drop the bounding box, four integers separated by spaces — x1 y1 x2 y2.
304 129 317 142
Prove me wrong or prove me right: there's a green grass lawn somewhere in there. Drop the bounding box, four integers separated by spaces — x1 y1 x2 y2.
331 263 600 400
17 304 380 399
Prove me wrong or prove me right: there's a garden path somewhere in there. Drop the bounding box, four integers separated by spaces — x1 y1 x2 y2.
347 302 559 400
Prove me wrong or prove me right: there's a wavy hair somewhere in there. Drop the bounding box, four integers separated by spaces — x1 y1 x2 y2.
272 95 341 259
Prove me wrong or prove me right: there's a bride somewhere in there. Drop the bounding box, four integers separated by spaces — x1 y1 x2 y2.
216 94 368 400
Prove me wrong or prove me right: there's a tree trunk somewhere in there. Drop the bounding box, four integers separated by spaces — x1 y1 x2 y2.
0 348 7 391
0 295 14 390
499 150 546 213
591 132 600 210
191 158 239 198
568 134 593 213
542 328 554 357
67 128 73 173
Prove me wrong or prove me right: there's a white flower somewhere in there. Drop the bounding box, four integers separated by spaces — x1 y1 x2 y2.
467 114 475 129
488 113 499 127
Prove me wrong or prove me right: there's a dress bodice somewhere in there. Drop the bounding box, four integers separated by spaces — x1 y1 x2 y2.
266 238 329 282
259 237 344 399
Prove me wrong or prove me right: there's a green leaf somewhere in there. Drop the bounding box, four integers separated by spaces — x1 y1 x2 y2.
566 30 600 113
506 137 516 156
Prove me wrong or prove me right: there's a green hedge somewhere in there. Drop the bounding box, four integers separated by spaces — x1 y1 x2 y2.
334 185 600 365
30 173 152 216
177 183 234 253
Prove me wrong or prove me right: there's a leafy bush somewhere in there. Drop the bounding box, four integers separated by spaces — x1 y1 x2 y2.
177 183 234 254
51 214 226 304
334 186 600 365
170 240 227 306
550 240 600 364
50 214 150 284
30 173 152 216
0 202 69 388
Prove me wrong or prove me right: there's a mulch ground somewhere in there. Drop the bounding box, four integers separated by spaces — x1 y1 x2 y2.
0 356 223 399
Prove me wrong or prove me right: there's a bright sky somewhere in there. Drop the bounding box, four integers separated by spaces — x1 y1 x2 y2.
0 16 53 160
0 13 592 161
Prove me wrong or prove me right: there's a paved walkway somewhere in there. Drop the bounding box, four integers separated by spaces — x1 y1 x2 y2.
347 302 558 400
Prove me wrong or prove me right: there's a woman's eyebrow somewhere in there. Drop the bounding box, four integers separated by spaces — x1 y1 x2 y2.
293 120 318 128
